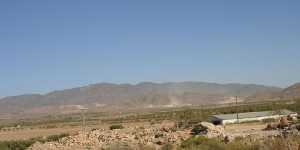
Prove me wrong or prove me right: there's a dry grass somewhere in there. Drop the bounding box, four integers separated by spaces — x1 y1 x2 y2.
179 135 300 150
0 127 78 141
0 121 150 141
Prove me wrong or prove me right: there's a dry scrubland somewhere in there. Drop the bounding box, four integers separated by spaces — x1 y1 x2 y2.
0 98 299 150
28 120 300 150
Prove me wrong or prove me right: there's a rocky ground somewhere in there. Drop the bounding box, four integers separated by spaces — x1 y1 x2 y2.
28 120 300 150
29 122 192 150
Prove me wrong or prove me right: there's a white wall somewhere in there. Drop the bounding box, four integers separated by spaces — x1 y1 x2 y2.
221 114 287 125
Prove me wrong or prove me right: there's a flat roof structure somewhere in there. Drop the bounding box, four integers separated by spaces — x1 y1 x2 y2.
212 109 293 120
210 109 297 125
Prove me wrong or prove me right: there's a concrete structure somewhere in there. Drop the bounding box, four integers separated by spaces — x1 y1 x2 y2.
209 109 298 125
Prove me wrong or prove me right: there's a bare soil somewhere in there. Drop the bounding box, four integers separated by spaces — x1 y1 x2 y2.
0 122 150 141
224 122 280 138
0 127 79 141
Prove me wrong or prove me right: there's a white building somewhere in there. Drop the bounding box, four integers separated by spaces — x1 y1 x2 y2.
209 109 298 125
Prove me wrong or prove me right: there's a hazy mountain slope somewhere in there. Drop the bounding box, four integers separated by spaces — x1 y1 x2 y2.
246 82 300 101
0 82 282 115
280 83 300 99
0 94 43 114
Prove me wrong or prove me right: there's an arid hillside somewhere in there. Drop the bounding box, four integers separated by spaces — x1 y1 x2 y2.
247 82 300 101
280 83 300 99
0 82 281 115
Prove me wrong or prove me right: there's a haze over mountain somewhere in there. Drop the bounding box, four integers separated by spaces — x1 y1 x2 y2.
247 82 300 101
0 81 286 116
280 83 300 99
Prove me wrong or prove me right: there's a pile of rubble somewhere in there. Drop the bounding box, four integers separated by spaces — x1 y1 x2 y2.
191 122 225 138
265 117 300 131
30 119 300 149
29 121 232 149
29 123 191 150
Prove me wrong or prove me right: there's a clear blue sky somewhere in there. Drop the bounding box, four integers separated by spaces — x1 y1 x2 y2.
1 0 300 96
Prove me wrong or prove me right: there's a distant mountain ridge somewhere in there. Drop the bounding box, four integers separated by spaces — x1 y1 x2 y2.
0 81 286 115
280 83 300 99
247 82 300 101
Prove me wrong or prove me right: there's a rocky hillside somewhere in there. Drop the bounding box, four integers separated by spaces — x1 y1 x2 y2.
0 82 281 115
280 83 300 99
247 82 300 101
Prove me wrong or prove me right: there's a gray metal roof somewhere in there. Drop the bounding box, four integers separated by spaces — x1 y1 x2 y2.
212 109 293 120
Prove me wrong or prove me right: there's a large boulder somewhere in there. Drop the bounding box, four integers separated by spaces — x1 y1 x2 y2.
278 117 289 129
191 122 225 138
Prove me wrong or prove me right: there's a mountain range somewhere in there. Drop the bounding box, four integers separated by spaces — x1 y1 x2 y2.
0 81 299 116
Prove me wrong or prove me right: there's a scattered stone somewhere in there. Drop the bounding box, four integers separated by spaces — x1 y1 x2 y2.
29 123 191 150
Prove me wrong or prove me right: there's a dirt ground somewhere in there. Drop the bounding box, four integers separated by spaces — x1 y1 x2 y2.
0 122 150 141
0 127 80 141
224 122 280 138
0 121 280 141
225 122 266 132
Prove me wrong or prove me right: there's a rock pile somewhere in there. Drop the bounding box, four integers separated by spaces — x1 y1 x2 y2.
191 122 225 138
29 123 191 150
265 117 300 131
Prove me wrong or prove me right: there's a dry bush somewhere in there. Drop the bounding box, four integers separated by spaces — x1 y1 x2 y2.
109 124 124 130
259 135 300 150
179 135 300 150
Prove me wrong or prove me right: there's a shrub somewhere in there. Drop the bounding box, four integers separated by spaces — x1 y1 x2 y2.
45 133 69 142
0 133 69 150
180 136 259 150
0 140 35 150
180 136 224 150
296 124 300 131
262 118 277 123
44 124 57 129
190 125 207 135
161 143 175 150
109 124 124 130
260 135 300 150
179 135 300 150
91 128 98 131
225 138 259 150
150 120 156 125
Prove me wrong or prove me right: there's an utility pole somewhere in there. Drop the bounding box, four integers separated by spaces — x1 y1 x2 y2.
79 107 88 142
236 96 239 123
